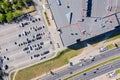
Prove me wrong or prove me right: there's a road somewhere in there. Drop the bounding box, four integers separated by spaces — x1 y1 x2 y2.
41 47 120 80
7 49 55 80
70 58 120 80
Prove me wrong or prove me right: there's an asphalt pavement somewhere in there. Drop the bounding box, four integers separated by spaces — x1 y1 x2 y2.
0 0 55 69
0 1 56 80
70 58 120 80
41 47 120 80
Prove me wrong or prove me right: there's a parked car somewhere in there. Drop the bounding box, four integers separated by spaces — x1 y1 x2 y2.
34 54 40 57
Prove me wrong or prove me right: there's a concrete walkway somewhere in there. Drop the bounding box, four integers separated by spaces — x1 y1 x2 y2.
32 38 120 80
70 38 120 65
41 0 65 52
30 0 120 80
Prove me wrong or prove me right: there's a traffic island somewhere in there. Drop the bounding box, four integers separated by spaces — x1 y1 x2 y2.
44 12 51 26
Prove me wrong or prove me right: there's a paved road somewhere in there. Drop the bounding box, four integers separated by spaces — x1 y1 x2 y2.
7 51 55 80
70 58 120 80
41 47 120 80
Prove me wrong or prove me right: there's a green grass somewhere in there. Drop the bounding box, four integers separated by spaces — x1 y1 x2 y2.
116 69 120 74
107 41 120 50
44 12 51 26
11 44 84 80
105 30 120 42
107 44 115 49
10 29 120 80
64 56 120 80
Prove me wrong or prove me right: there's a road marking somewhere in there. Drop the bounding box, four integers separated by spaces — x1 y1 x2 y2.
64 56 120 80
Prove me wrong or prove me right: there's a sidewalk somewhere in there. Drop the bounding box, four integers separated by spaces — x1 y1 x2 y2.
70 38 120 65
41 0 65 52
31 0 120 80
32 38 120 80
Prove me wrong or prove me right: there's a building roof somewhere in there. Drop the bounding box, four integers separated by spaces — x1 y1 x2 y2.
47 0 83 29
47 0 119 46
60 16 118 46
91 0 120 17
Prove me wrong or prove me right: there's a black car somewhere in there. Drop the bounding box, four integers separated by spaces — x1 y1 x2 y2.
7 58 9 60
23 47 29 51
40 42 44 45
83 73 87 75
34 54 40 57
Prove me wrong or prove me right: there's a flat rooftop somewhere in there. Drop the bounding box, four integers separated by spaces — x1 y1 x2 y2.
47 0 119 46
47 0 84 28
91 0 120 17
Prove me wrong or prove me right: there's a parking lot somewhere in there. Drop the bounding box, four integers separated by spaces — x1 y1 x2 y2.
0 14 55 68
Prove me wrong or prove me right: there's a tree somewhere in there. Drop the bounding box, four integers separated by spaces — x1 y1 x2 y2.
17 0 24 9
0 14 5 23
12 4 19 10
0 7 4 13
6 12 13 22
1 2 9 13
13 11 22 18
11 0 17 4
4 1 11 7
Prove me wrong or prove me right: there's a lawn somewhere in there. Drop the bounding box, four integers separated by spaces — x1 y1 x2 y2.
64 56 120 80
107 41 120 50
107 44 115 49
116 69 120 74
10 29 120 80
11 43 84 80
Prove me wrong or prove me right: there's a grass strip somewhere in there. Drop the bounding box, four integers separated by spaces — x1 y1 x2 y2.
116 69 120 74
64 56 120 80
44 12 51 26
11 45 84 80
107 44 115 49
107 41 120 50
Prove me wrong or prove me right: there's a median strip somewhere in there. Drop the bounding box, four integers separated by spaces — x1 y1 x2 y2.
44 12 51 26
64 56 120 80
